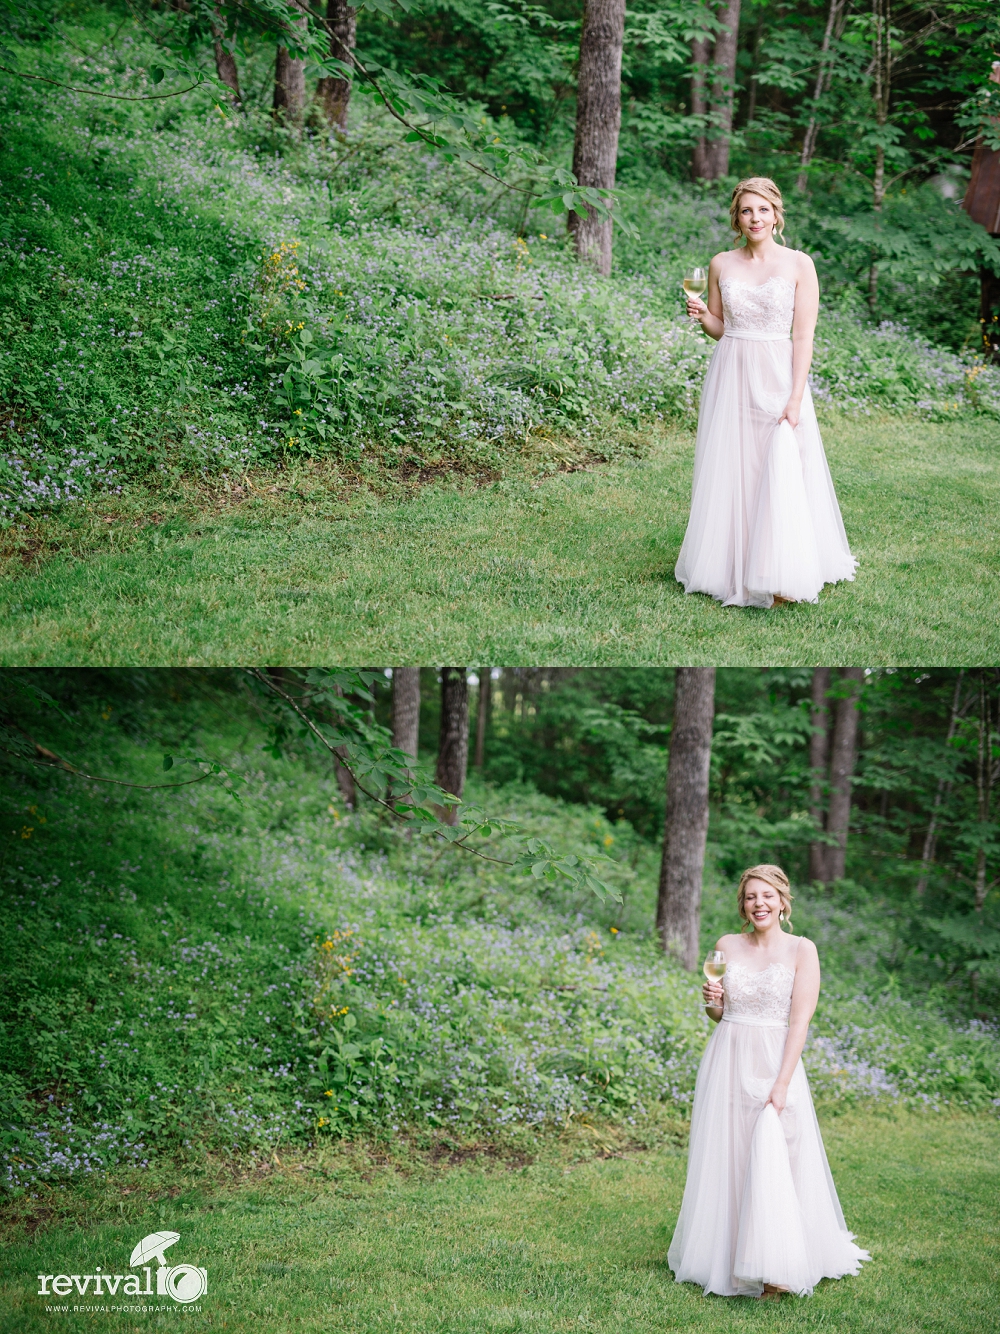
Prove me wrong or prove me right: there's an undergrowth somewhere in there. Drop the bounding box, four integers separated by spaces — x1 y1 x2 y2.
2 9 1000 523
2 687 997 1198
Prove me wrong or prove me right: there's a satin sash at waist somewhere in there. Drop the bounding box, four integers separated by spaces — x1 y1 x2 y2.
722 327 791 341
722 1011 788 1029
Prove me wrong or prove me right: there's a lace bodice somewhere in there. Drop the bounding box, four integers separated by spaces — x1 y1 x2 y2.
724 960 794 1022
720 275 795 337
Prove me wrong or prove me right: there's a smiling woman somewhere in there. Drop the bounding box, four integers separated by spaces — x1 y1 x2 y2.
669 865 870 1300
676 178 857 609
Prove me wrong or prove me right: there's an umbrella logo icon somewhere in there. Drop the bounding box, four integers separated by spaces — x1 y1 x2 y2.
129 1232 208 1304
129 1232 179 1268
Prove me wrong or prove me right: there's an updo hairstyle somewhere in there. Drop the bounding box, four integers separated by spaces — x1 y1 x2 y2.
737 863 794 931
730 177 786 246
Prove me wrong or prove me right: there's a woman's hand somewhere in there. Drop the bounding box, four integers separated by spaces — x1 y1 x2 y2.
686 294 709 321
766 1081 788 1115
779 398 801 429
702 978 723 1009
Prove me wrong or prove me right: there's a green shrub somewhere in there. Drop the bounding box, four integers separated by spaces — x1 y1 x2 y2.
2 699 997 1196
4 9 1000 521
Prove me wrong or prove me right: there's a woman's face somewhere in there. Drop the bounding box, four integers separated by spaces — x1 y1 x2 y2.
743 879 782 930
738 193 774 240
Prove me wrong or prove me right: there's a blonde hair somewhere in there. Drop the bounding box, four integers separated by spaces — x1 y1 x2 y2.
737 864 794 931
730 177 786 246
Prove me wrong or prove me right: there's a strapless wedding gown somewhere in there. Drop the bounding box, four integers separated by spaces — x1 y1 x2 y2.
667 961 870 1297
674 274 857 608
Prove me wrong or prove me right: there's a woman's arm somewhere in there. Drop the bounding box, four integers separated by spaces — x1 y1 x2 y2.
766 938 820 1114
780 255 819 429
701 935 728 1023
687 256 726 341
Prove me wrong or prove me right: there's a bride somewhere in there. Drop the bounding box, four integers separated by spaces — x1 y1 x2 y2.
675 177 857 608
668 864 870 1299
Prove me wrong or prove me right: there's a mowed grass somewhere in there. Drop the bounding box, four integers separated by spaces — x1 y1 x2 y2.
1 1111 997 1334
1 414 998 665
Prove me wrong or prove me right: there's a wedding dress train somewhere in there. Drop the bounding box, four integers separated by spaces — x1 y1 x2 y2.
674 274 857 608
667 961 870 1297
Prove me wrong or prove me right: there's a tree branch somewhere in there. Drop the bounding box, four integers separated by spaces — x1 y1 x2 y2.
245 669 515 866
4 742 217 791
0 65 202 101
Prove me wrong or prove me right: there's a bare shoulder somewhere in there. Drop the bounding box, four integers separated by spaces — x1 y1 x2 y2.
716 932 742 951
791 249 817 279
710 250 735 274
792 935 819 963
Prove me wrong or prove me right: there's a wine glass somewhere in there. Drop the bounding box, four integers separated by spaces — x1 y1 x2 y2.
682 266 708 316
702 950 726 1011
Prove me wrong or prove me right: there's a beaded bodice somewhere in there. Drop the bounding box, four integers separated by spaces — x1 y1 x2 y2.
723 960 794 1022
720 275 795 337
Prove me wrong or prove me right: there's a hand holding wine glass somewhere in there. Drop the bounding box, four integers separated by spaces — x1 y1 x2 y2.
702 949 726 1011
683 266 708 320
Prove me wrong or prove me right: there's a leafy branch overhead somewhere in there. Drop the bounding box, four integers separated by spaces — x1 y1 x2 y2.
244 669 620 902
0 672 242 794
0 667 613 899
0 0 619 227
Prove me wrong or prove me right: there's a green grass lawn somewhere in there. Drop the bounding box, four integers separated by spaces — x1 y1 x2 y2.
1 414 998 665
1 1110 997 1334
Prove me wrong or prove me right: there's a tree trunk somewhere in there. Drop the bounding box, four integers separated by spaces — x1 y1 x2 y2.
825 668 865 882
474 669 491 770
391 668 420 759
657 668 716 969
704 0 741 178
435 669 469 825
796 0 843 189
334 756 355 809
916 671 964 896
274 2 308 125
390 667 420 806
568 0 626 276
974 671 994 912
978 266 1000 363
691 32 712 180
316 0 356 131
745 14 764 125
868 0 890 314
212 10 241 107
808 667 833 883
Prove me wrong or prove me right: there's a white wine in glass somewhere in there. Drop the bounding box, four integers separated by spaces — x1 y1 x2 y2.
683 267 708 314
703 950 726 1010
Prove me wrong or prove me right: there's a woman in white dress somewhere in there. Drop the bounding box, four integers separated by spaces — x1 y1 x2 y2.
675 177 857 608
668 864 870 1299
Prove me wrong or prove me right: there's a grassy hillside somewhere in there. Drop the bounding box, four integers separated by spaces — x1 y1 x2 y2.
2 7 999 529
2 682 997 1198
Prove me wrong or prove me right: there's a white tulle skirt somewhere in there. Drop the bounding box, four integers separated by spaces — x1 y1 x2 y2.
674 332 857 608
668 1015 870 1298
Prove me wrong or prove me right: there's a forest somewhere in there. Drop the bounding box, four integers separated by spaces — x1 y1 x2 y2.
1 667 998 1331
2 2 1000 662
